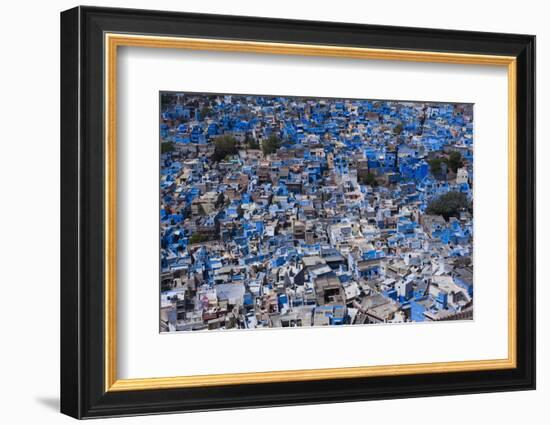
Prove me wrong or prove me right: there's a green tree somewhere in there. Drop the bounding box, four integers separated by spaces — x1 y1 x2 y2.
363 172 378 187
393 123 404 135
161 94 177 108
261 135 281 156
189 232 209 244
161 141 175 154
245 134 260 149
428 158 444 175
447 151 463 173
200 106 211 119
426 191 470 221
212 135 238 162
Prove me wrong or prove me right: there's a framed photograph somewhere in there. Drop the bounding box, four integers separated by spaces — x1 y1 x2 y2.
60 6 535 419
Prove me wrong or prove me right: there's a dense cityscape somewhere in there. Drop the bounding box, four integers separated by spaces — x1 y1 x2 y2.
159 93 474 332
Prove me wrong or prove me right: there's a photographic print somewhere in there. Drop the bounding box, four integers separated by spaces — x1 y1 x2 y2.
61 9 535 416
159 92 474 332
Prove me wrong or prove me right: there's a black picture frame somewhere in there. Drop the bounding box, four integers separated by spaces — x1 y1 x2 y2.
61 5 535 419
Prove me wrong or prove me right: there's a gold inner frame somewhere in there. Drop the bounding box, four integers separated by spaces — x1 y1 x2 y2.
104 33 517 392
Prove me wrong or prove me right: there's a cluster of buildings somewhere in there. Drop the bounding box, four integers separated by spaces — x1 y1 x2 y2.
159 93 474 332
